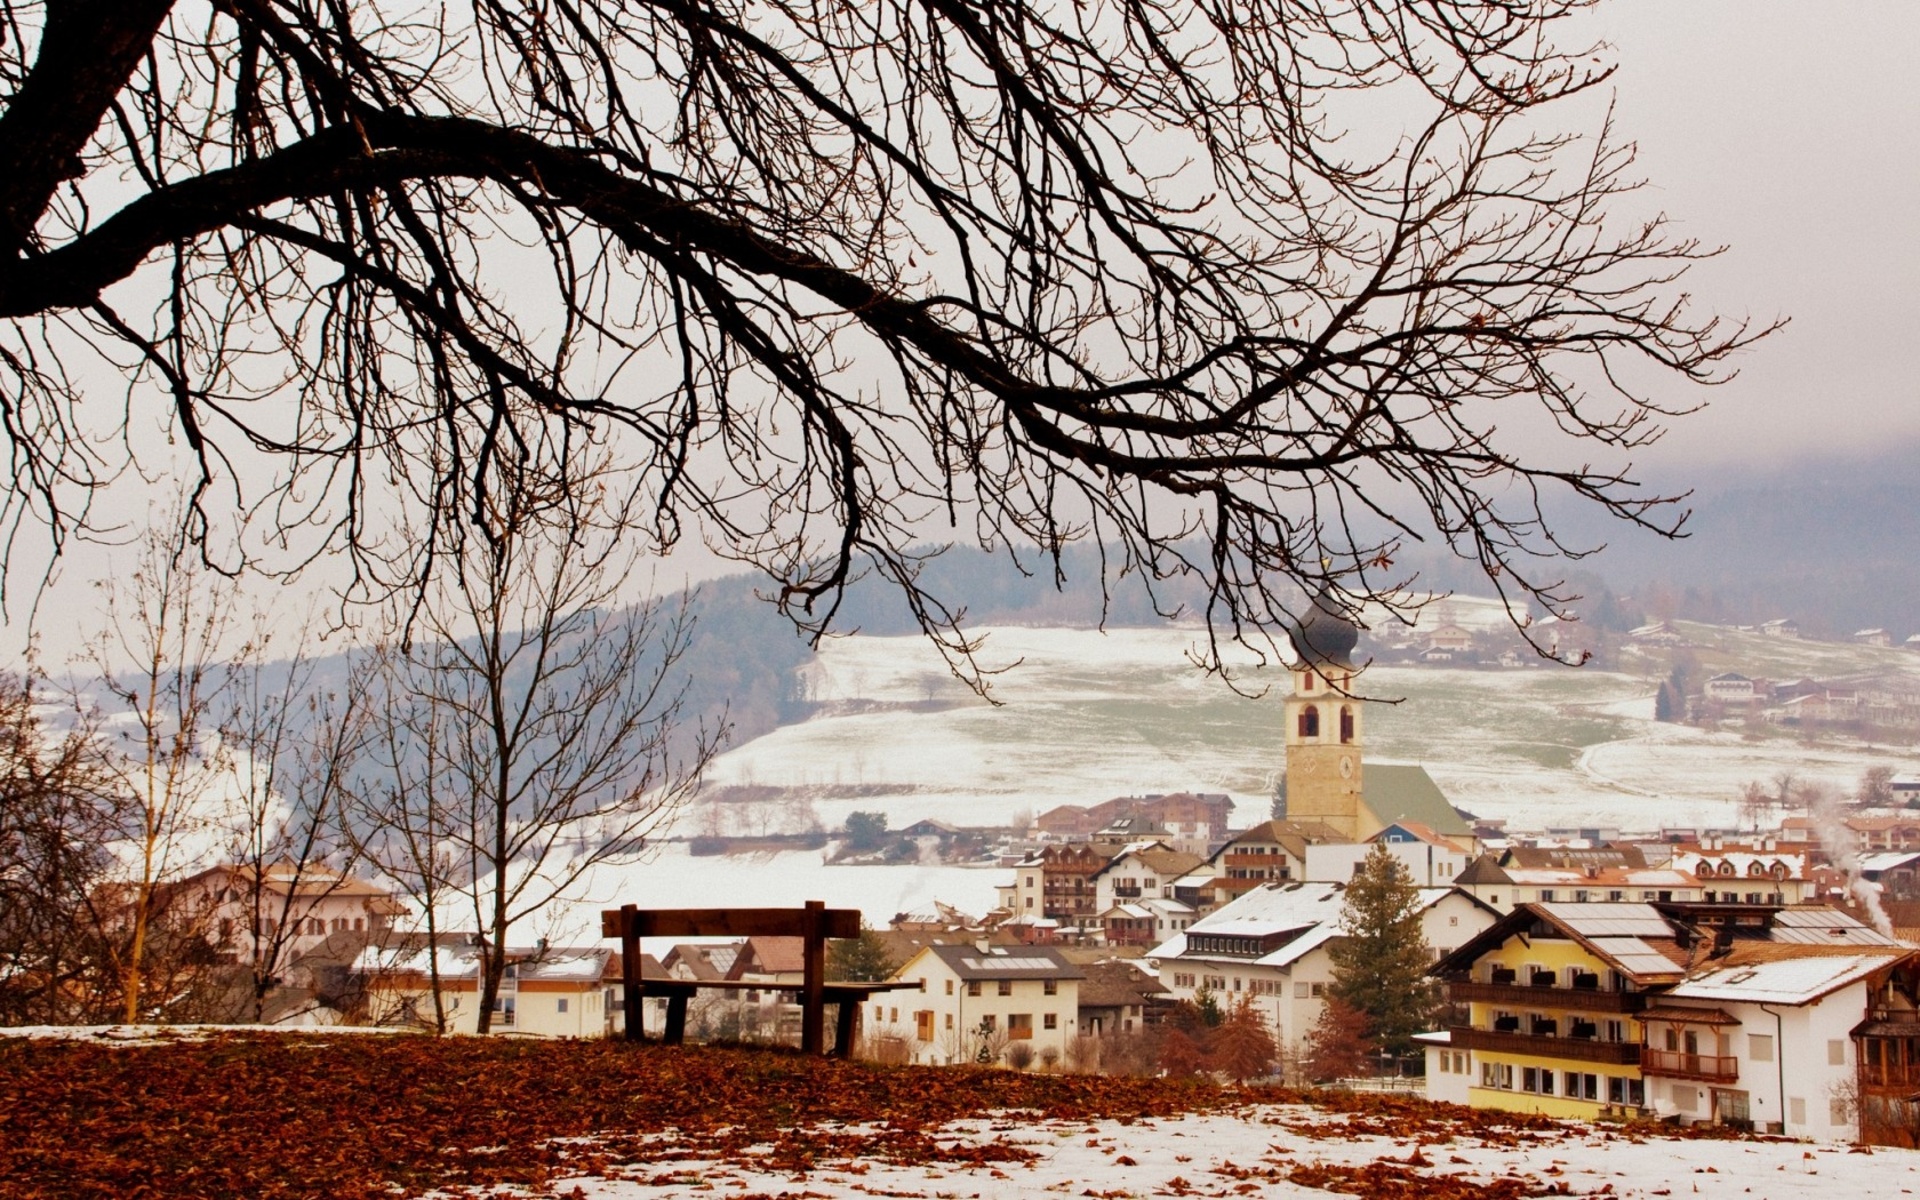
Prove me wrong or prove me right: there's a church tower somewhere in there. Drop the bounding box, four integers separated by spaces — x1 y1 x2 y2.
1282 590 1368 839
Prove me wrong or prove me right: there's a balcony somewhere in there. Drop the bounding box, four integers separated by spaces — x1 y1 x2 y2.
1640 1048 1738 1082
1112 885 1143 899
1449 1025 1641 1066
1446 979 1648 1013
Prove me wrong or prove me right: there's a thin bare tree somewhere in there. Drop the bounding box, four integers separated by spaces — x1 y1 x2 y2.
352 468 716 1034
216 618 373 1023
0 0 1773 683
0 668 125 1024
83 518 242 1023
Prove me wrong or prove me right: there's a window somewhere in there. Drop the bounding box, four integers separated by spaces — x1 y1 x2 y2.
1025 898 1034 909
967 981 981 997
997 980 1013 997
1294 982 1309 998
1481 1062 1514 1090
1007 1014 1034 1040
1043 1013 1058 1030
945 979 954 995
1574 890 1591 902
945 1013 954 1029
1449 915 1458 927
1563 1072 1598 1101
1749 1034 1774 1062
1538 890 1555 902
1607 891 1624 902
1789 1097 1806 1125
1298 705 1320 738
889 1007 898 1023
981 1014 996 1030
1829 1039 1847 1066
1310 982 1325 998
1339 707 1354 744
557 998 569 1014
1831 1098 1850 1125
1043 979 1057 996
916 1010 934 1041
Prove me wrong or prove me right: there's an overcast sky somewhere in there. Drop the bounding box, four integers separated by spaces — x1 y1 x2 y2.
1588 0 1920 469
11 2 1918 665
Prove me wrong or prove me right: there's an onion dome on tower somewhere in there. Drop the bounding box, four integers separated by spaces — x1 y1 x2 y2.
1287 588 1360 670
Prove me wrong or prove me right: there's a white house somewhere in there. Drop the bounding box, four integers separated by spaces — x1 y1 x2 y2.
1301 823 1473 886
168 862 408 962
886 943 1083 1066
1667 849 1811 904
1643 941 1914 1138
1703 673 1758 704
352 941 620 1036
1147 881 1499 1062
1091 844 1203 916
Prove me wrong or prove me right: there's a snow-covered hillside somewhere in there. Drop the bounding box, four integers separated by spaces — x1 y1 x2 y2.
688 624 1920 838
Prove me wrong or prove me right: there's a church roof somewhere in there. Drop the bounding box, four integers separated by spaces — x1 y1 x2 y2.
1289 588 1361 669
1364 764 1470 837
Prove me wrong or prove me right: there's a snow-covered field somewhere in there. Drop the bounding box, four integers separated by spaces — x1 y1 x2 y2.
690 623 1920 838
554 1103 1920 1200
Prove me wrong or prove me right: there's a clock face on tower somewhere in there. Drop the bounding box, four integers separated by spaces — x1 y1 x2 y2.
1338 754 1354 779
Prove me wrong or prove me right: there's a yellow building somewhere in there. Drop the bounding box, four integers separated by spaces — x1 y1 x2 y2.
1432 903 1688 1117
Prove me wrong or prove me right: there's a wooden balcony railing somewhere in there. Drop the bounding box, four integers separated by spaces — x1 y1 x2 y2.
1639 1048 1739 1082
1446 980 1648 1013
1447 1026 1641 1066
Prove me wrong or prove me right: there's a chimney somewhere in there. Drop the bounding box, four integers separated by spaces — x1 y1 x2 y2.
974 937 992 955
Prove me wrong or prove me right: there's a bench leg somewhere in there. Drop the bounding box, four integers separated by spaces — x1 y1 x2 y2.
664 994 689 1045
832 1000 858 1059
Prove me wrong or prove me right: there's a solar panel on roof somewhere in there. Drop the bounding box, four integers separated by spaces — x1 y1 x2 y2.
962 956 1055 971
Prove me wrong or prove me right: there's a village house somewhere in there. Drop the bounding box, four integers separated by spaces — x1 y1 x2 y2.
351 940 622 1037
1451 856 1703 912
1425 901 1907 1140
1300 822 1474 887
1427 903 1693 1119
1665 848 1810 904
1856 629 1894 648
1207 819 1344 906
1148 880 1499 1062
1641 936 1913 1137
1702 672 1760 705
165 862 408 963
1075 958 1168 1037
1091 844 1205 918
885 943 1083 1066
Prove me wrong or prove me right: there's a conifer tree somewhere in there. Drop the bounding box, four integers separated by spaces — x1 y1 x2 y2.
826 928 902 983
1326 844 1440 1059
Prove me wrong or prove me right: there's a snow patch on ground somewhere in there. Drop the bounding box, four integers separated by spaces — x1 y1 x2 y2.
549 1104 1920 1199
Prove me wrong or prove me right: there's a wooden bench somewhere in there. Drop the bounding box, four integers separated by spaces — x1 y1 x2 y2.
601 900 922 1056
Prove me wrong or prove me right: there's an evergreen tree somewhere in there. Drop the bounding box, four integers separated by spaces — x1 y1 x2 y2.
1655 682 1676 722
1326 844 1440 1058
826 927 902 982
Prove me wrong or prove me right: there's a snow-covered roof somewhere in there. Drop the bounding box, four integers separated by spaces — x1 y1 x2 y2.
1669 950 1905 1007
1768 907 1900 945
1857 851 1920 875
1148 882 1468 969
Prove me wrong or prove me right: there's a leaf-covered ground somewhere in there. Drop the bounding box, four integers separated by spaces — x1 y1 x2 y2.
2 1031 1914 1200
